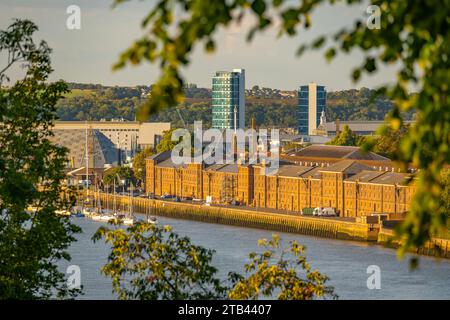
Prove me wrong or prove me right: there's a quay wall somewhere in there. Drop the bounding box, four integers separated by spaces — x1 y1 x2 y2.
378 227 450 259
98 193 378 242
92 193 450 258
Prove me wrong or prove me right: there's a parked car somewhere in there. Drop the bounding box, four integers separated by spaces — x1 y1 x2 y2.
131 190 141 197
301 207 314 216
173 197 181 202
161 194 174 199
182 196 193 201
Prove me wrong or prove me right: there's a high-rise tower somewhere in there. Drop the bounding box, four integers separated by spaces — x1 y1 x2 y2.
211 69 245 130
297 83 326 135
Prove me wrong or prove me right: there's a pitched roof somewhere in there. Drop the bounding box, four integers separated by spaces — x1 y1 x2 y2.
146 150 172 162
50 129 117 169
290 145 389 161
276 165 315 178
300 166 323 179
345 170 387 182
369 172 413 185
344 170 413 185
319 160 374 174
156 157 185 169
204 164 238 173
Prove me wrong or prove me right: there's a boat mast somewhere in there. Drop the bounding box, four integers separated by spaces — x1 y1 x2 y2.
85 121 89 199
96 175 102 213
129 183 132 218
113 179 116 214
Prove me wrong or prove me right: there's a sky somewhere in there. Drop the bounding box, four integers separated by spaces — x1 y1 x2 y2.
0 0 398 91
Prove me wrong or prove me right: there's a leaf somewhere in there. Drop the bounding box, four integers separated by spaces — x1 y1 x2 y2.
251 0 266 16
312 36 326 49
325 48 336 62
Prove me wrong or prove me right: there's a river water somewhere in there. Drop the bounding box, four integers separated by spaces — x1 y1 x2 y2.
64 215 450 300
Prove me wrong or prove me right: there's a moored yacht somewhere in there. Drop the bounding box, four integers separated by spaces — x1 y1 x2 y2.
55 209 71 216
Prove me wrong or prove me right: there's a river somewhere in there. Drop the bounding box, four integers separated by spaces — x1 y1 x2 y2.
64 215 450 300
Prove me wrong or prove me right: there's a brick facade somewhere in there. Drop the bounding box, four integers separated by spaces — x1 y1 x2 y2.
145 154 416 217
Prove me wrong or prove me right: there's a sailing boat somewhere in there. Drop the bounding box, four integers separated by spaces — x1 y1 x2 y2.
71 197 85 218
102 177 133 226
91 183 105 221
144 198 158 225
121 183 135 225
82 124 95 217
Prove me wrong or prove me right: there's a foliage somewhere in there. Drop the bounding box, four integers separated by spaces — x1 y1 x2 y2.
55 84 408 128
439 170 450 229
0 19 81 299
330 124 411 158
132 147 155 184
56 91 140 121
228 235 336 300
103 166 134 186
93 224 335 300
370 125 410 158
156 129 179 152
326 88 414 122
92 223 228 299
114 0 450 256
326 125 363 147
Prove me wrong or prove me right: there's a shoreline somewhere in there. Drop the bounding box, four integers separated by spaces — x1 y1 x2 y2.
94 193 450 259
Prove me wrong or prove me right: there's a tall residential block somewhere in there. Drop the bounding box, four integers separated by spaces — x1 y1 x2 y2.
212 69 245 130
298 83 327 135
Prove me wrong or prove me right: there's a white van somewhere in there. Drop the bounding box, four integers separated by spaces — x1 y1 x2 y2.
313 207 336 217
321 207 336 216
313 207 322 216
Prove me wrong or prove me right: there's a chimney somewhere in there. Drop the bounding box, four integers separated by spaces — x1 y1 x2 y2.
232 134 238 160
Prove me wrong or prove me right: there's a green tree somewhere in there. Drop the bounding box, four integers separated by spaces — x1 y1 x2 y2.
103 166 134 186
371 125 410 158
132 147 155 185
55 85 406 127
114 0 450 256
93 223 228 299
156 129 179 152
228 235 336 300
439 170 450 230
0 19 81 299
93 224 335 300
326 125 362 147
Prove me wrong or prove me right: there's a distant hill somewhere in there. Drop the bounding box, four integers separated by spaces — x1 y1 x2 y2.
55 83 415 128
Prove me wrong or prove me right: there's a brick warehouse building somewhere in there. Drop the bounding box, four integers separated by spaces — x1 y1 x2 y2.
145 147 416 218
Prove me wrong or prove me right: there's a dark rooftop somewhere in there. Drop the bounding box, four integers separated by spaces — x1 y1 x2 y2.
290 145 389 161
319 160 374 174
